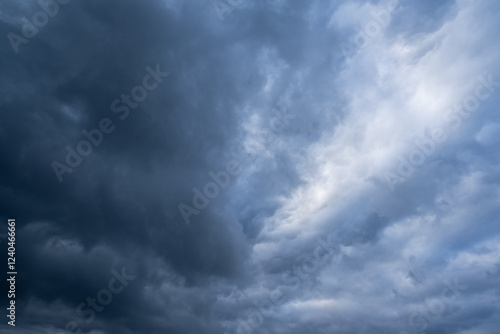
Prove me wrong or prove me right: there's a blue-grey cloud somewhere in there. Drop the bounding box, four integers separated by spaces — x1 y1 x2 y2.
0 0 499 333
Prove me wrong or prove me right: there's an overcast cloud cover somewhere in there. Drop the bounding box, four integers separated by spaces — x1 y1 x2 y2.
1 0 500 333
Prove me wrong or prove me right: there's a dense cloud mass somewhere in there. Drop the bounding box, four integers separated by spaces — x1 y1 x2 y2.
0 0 500 333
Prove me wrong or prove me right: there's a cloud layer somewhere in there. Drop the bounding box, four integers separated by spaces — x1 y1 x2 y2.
1 0 500 333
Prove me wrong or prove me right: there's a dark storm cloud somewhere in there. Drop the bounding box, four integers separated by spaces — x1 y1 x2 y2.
0 0 259 332
1 0 500 333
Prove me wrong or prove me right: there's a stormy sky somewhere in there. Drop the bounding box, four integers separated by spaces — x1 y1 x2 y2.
1 0 500 333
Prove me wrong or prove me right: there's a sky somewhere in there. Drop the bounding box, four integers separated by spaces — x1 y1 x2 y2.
1 0 500 333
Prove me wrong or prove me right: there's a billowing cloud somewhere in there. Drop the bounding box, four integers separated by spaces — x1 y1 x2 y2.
0 0 499 333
